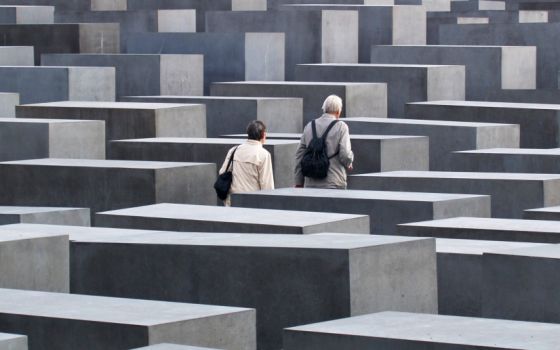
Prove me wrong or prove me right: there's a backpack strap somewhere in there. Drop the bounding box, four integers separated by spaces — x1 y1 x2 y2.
321 120 340 159
311 120 318 140
226 146 238 171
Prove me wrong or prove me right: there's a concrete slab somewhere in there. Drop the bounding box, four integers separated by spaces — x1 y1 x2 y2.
0 230 68 293
108 137 298 188
210 81 387 125
0 333 26 350
0 288 255 350
131 345 219 350
398 217 560 243
0 206 89 226
349 171 560 218
0 67 115 104
0 46 33 66
343 117 520 170
122 96 303 137
450 148 560 173
406 100 560 148
0 5 53 24
95 203 370 234
295 64 465 116
0 159 217 221
16 102 206 147
0 118 105 161
42 54 203 97
524 205 560 220
284 311 560 349
231 188 489 235
0 92 18 117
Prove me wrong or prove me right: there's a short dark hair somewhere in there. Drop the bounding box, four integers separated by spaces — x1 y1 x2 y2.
246 120 266 140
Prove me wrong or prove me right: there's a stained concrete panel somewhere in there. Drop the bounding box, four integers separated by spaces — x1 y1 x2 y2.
349 171 560 218
284 311 560 349
0 93 18 117
0 46 34 66
95 203 370 234
0 288 255 350
231 188 490 234
0 206 90 226
0 230 68 292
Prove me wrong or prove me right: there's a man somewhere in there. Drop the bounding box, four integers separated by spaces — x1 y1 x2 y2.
295 94 354 189
219 120 274 206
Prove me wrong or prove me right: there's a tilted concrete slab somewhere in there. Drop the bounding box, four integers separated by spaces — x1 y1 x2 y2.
231 188 490 234
524 205 560 220
0 206 89 226
95 203 370 234
349 171 560 218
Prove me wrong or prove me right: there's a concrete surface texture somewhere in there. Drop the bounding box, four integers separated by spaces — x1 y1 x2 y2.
0 206 90 226
0 332 27 350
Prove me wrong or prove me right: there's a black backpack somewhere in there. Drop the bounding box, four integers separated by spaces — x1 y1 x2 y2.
300 119 339 179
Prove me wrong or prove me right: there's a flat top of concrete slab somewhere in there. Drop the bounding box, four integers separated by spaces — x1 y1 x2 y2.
489 244 560 259
400 217 560 233
0 47 33 50
286 311 560 347
436 238 545 255
128 95 301 102
410 100 560 110
0 230 67 243
132 344 219 350
0 288 251 326
226 133 426 141
378 45 533 49
97 203 368 227
525 206 560 213
0 158 210 169
214 81 384 87
237 188 487 202
113 137 299 146
0 332 25 342
353 170 560 181
457 148 560 155
298 63 460 68
0 206 85 215
345 117 515 128
0 118 101 124
20 101 201 110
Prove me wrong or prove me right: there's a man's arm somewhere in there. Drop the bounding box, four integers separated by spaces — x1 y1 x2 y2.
337 123 354 169
294 130 308 187
259 151 275 190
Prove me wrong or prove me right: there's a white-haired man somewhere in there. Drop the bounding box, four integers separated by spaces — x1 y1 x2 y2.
295 94 354 189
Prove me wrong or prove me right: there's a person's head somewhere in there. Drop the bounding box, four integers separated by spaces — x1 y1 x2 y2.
322 95 343 118
246 120 267 143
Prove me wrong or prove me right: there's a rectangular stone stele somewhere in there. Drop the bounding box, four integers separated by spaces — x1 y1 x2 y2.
397 217 560 243
283 311 560 349
450 148 560 174
524 205 560 220
16 101 207 141
0 118 105 161
0 47 34 66
95 203 370 234
483 245 560 324
0 332 27 350
0 206 90 226
70 231 436 350
0 5 54 24
0 230 69 293
231 188 489 235
108 137 299 188
0 92 19 117
436 238 545 317
349 171 560 218
0 288 255 350
131 344 220 350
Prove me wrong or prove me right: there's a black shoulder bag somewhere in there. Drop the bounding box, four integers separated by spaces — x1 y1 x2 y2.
214 147 238 200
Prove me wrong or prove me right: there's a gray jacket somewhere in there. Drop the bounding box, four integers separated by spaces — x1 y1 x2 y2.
295 113 354 189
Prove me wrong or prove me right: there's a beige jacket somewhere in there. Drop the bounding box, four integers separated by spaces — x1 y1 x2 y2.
219 139 275 206
295 113 354 189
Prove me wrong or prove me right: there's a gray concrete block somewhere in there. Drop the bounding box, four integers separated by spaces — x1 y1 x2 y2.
231 188 489 235
0 46 33 66
482 245 560 324
157 10 196 32
0 67 115 104
108 138 298 188
283 4 426 62
0 118 105 161
0 206 90 226
224 133 429 173
284 311 560 349
349 171 560 218
16 102 206 147
0 333 26 350
0 5 53 24
406 100 560 148
450 148 560 173
0 23 119 65
0 230 69 292
211 81 387 126
370 45 536 99
0 93 18 117
0 159 217 222
0 288 255 350
42 54 203 97
436 238 545 317
397 217 560 243
524 205 560 220
95 203 370 234
71 231 435 350
343 117 520 170
295 64 465 117
131 345 219 350
205 10 358 79
121 96 303 137
126 32 285 93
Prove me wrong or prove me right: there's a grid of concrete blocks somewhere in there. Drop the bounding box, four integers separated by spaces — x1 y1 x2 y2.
1 0 560 349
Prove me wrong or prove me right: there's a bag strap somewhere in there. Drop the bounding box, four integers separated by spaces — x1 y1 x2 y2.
226 146 238 171
311 120 318 139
